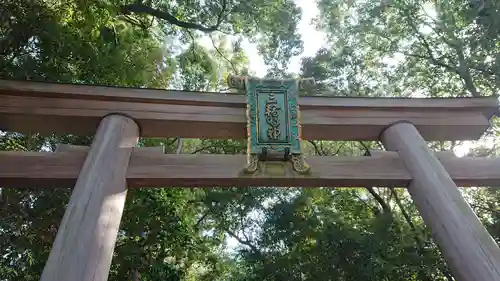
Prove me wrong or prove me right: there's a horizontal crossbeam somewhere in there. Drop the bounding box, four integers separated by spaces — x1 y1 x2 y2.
0 79 497 141
1 147 499 188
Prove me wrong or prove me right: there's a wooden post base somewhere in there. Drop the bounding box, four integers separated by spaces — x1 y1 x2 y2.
40 114 139 281
381 122 500 281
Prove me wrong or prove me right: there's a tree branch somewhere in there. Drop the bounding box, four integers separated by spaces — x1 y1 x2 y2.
391 189 454 281
191 144 215 154
403 52 460 74
353 193 380 215
225 228 261 254
366 187 392 214
210 35 237 72
399 7 461 74
121 0 227 33
167 138 178 146
470 64 500 78
400 5 481 97
194 211 210 229
308 140 323 156
391 189 420 240
332 142 347 156
361 144 392 214
358 141 371 155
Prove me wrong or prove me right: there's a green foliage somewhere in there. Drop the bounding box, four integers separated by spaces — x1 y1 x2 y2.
120 0 303 72
0 0 172 86
311 0 500 97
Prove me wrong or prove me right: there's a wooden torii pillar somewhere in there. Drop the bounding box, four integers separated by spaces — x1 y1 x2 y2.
381 122 500 281
40 114 139 281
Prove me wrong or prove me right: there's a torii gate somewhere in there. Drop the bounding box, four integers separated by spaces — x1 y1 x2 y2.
0 78 500 281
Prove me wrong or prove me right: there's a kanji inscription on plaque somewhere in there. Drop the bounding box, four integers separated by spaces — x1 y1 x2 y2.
228 76 314 174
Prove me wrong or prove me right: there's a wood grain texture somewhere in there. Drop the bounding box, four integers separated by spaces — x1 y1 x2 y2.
369 149 457 160
126 154 411 187
2 149 500 188
0 79 497 116
0 93 493 140
56 143 164 155
381 122 500 281
40 115 139 281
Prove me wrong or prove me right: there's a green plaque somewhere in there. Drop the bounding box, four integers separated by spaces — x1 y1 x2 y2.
228 76 313 174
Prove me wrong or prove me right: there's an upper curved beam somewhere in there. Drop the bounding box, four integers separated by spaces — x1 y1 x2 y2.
0 79 497 140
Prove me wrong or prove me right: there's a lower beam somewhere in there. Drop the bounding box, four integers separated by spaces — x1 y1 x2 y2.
2 149 500 188
40 115 139 281
127 153 411 187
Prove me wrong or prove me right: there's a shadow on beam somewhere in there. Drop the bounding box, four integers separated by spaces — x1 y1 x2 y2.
0 149 499 188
